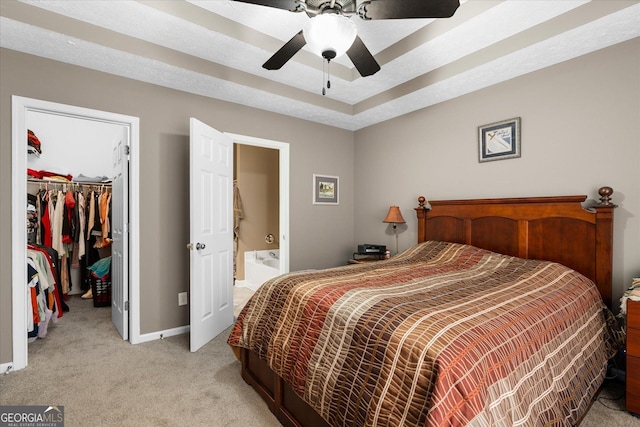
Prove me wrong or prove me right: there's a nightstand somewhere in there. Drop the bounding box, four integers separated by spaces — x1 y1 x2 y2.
627 299 640 415
348 253 388 264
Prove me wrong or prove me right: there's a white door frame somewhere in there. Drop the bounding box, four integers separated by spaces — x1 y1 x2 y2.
10 95 141 372
226 133 290 276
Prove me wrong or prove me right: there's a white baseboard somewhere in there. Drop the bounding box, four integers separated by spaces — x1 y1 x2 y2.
135 325 190 344
235 281 260 291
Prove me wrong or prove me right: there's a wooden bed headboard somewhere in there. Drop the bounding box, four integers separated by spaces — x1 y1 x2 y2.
415 187 616 308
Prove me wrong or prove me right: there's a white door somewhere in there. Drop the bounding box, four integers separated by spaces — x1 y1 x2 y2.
111 127 129 340
189 118 234 352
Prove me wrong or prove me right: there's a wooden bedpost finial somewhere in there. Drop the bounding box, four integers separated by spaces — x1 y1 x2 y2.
597 186 614 206
418 196 426 209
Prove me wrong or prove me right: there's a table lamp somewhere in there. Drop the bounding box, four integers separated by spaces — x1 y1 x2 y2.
383 206 405 255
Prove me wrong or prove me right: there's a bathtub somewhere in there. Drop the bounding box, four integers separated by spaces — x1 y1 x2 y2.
237 250 280 290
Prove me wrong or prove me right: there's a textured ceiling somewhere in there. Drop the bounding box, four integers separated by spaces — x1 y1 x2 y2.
1 0 639 130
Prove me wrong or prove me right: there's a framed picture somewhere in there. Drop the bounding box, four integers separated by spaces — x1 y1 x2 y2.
313 174 339 205
478 117 521 162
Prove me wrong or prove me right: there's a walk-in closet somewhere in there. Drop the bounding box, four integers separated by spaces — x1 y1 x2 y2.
25 110 126 347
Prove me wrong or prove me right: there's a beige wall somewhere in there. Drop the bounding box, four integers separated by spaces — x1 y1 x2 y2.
0 49 355 364
354 38 640 312
234 144 280 281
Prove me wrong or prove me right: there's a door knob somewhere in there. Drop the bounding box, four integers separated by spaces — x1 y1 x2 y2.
196 242 206 250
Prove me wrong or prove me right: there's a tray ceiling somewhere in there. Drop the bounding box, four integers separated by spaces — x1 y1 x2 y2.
1 0 638 130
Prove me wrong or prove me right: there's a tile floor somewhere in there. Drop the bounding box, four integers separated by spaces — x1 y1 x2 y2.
233 285 255 318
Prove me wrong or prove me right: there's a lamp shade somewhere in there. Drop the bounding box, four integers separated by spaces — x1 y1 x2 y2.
303 14 357 59
383 206 405 224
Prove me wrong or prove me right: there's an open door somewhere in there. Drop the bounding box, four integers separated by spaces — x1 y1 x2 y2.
189 118 234 352
111 127 129 340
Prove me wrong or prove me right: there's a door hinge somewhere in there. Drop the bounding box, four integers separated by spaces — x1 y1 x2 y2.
124 301 129 311
124 145 130 155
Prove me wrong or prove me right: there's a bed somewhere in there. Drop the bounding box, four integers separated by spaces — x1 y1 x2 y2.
227 187 621 427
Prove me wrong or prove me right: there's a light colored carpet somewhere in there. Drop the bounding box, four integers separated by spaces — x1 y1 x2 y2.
0 295 279 427
1 295 638 427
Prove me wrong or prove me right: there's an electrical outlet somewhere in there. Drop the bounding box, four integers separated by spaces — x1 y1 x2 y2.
178 292 188 306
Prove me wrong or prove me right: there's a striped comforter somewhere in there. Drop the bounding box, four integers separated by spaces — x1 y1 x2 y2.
228 241 620 427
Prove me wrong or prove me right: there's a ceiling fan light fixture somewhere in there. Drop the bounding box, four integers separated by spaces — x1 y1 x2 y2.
303 14 357 60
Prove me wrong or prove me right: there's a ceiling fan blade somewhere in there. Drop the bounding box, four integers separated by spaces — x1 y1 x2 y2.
346 35 380 77
263 30 306 70
231 0 304 13
359 0 460 19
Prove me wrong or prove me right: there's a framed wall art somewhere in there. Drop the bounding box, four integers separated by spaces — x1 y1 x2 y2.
313 174 339 205
478 117 521 162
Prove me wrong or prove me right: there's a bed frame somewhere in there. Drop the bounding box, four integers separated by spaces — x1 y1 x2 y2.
237 187 617 427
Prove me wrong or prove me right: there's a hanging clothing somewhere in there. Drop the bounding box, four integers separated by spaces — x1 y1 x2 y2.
27 244 65 339
233 180 244 241
70 190 83 269
233 181 244 279
77 191 86 259
51 190 65 256
100 191 111 238
29 181 112 296
29 181 111 298
59 255 69 294
86 190 96 238
35 244 67 315
92 190 112 249
41 190 53 247
61 190 75 245
27 194 38 244
26 259 39 334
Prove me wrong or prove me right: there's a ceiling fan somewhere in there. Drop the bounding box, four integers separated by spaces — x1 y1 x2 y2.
233 0 461 77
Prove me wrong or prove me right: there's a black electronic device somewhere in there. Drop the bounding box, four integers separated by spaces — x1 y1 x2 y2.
357 244 386 255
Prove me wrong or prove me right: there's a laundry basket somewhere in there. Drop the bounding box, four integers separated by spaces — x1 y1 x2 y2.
87 257 112 308
90 274 111 308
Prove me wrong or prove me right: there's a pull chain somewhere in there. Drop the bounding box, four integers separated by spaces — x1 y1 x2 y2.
322 58 331 96
322 59 326 96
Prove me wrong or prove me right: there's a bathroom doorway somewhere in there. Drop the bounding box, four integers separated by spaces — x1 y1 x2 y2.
234 144 279 290
227 133 289 313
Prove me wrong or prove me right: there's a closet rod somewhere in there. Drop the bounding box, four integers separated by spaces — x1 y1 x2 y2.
27 178 112 189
